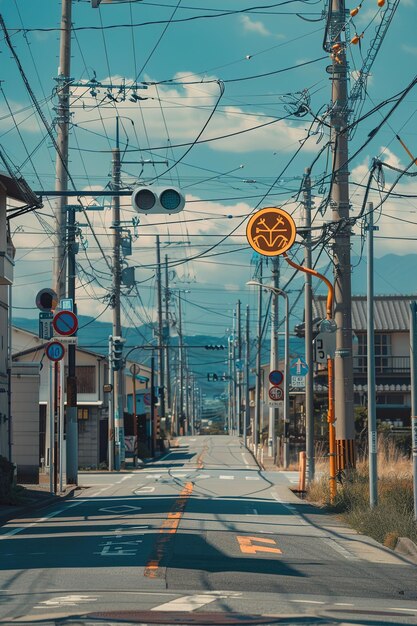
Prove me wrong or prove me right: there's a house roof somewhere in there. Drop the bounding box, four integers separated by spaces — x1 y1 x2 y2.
312 295 417 332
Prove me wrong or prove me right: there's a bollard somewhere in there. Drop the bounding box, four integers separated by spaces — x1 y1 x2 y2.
298 451 306 492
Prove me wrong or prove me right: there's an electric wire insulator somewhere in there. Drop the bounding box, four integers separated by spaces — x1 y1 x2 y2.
377 0 385 6
350 6 360 16
351 33 364 44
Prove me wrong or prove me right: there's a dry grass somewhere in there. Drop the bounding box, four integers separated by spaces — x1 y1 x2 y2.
307 436 417 548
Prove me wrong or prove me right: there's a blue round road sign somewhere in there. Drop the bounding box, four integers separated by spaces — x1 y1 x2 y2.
53 310 78 336
269 370 284 386
45 341 65 362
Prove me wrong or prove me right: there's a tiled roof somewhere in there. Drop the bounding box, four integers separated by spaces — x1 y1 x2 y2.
312 295 417 331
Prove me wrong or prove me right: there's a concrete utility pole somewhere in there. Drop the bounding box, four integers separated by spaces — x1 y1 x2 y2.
254 259 263 455
245 305 250 449
54 0 78 485
328 0 355 468
236 300 242 436
366 203 378 507
112 117 124 471
156 236 166 423
303 168 315 482
178 293 184 435
54 0 72 301
268 257 279 458
410 301 417 521
164 255 172 421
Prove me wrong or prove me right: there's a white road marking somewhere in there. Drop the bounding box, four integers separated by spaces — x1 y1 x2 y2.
152 593 240 612
134 486 155 493
146 474 161 479
118 475 134 483
323 538 359 561
245 476 260 481
34 595 98 609
171 473 187 478
241 452 250 466
389 608 417 612
290 600 325 605
0 501 82 539
219 475 234 480
334 603 354 606
99 505 142 514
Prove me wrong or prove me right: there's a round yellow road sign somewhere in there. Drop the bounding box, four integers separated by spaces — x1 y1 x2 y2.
246 207 297 257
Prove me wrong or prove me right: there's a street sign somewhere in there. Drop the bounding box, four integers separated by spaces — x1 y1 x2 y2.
269 400 284 408
313 332 337 363
246 207 297 257
39 312 53 340
59 298 74 311
53 310 78 336
268 386 284 401
58 336 78 345
290 357 309 376
45 341 65 362
36 288 58 312
291 375 306 388
269 369 284 386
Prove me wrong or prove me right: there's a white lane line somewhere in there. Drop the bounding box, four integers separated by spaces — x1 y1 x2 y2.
323 538 359 561
389 608 417 612
245 476 260 481
241 452 250 467
334 603 354 606
219 475 234 480
0 501 83 539
118 475 134 483
171 473 187 478
290 600 325 605
134 486 155 494
146 474 162 479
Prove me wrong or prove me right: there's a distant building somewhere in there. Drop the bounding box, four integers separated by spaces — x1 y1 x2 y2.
313 295 415 425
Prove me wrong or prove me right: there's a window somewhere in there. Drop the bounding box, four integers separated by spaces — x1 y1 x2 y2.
77 408 89 420
76 366 96 394
375 333 391 373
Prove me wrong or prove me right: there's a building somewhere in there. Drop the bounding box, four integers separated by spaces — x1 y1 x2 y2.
12 331 153 472
0 171 38 462
313 295 415 425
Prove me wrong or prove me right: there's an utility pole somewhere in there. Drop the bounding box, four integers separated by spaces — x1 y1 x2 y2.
410 301 417 521
178 293 184 435
366 202 378 507
328 0 355 468
164 255 171 422
245 305 250 449
254 258 263 456
112 117 124 470
268 257 279 458
303 168 315 482
54 0 72 300
54 0 78 484
236 300 242 436
156 236 166 423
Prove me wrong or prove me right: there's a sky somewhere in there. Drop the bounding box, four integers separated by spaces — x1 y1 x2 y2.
1 0 417 347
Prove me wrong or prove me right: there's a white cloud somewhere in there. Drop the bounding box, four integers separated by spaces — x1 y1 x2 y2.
402 44 417 56
239 15 271 37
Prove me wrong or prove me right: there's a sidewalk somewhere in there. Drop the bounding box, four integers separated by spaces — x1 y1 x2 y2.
0 483 78 528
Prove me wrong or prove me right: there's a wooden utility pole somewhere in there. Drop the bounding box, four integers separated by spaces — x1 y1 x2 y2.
164 255 172 421
254 259 263 456
328 0 355 468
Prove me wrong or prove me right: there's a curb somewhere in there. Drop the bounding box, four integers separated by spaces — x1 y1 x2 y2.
0 485 78 528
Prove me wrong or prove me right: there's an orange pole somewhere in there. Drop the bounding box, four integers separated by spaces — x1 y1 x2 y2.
282 252 337 503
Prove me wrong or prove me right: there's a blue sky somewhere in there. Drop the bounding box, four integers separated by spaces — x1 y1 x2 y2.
2 0 417 341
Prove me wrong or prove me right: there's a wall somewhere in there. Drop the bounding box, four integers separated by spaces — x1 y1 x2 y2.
11 362 40 482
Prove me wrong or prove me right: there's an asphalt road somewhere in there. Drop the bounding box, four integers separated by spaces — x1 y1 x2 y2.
0 435 417 625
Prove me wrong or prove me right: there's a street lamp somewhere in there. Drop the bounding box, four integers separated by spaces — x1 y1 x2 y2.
247 281 290 468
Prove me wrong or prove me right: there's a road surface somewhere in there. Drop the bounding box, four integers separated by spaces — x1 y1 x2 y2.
0 435 416 625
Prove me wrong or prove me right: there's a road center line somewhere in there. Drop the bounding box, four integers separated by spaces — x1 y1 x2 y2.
144 482 194 578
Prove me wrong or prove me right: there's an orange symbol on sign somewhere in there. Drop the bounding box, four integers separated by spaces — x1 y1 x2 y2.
246 207 297 257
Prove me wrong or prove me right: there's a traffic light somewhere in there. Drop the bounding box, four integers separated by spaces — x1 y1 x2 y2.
112 336 125 371
205 345 226 350
131 186 185 215
207 373 219 381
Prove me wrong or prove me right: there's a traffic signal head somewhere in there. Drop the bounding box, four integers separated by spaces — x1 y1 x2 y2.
112 336 125 371
131 186 185 214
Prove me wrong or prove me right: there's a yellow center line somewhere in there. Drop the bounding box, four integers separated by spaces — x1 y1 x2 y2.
144 480 195 578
